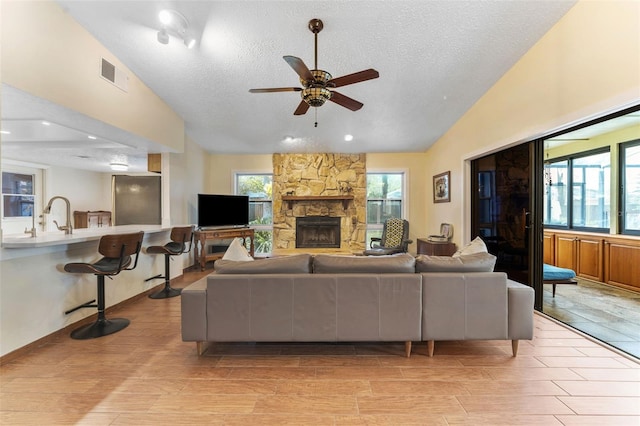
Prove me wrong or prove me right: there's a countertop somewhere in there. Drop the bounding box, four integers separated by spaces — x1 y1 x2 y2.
1 225 170 249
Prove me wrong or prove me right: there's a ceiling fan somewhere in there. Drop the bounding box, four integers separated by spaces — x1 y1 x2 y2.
249 19 379 117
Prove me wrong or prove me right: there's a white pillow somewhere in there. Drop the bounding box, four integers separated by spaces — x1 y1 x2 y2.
221 238 254 261
452 236 488 258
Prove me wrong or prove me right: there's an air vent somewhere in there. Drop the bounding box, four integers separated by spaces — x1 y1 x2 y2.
100 58 129 92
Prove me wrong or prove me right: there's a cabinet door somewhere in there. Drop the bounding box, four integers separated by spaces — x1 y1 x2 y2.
577 237 603 281
605 241 640 290
555 236 576 270
543 232 555 265
73 211 88 229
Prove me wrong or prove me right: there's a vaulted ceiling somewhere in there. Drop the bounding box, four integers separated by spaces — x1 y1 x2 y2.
1 1 578 171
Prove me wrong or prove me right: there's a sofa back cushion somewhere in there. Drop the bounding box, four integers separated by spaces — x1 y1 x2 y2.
415 252 496 273
313 253 416 273
214 253 312 274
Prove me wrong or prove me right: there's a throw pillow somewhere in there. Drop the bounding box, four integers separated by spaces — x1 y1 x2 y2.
221 238 254 262
313 253 416 273
415 252 497 273
215 254 313 274
452 236 488 258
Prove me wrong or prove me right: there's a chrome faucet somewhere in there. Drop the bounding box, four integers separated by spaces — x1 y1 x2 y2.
43 196 73 235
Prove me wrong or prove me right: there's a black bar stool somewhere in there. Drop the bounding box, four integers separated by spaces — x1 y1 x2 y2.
145 226 194 299
63 231 144 340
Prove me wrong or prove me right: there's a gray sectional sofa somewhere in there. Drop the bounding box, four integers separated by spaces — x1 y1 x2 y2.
181 253 534 357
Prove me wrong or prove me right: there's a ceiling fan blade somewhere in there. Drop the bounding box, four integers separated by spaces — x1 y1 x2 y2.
249 87 302 93
328 69 379 88
283 56 314 82
329 91 363 111
293 100 310 115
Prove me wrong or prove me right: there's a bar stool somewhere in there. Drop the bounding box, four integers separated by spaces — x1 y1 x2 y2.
145 225 194 299
63 231 144 340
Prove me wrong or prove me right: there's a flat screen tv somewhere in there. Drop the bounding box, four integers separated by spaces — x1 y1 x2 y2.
197 194 250 229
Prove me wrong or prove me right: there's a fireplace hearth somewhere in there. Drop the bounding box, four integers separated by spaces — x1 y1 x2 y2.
296 217 341 248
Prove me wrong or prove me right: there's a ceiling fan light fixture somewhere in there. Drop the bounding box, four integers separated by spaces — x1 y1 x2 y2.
157 28 169 44
184 35 196 49
302 87 331 107
156 9 194 48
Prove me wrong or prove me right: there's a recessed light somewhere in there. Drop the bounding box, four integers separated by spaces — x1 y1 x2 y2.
41 121 51 126
344 134 354 142
88 135 97 140
283 136 295 143
110 162 129 171
0 130 10 135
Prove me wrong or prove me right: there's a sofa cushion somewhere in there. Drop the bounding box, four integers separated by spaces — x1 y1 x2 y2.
215 254 312 274
415 252 497 272
452 236 488 257
221 238 254 261
313 253 416 273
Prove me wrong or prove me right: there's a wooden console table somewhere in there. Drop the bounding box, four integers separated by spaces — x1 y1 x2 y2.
416 239 457 256
194 227 255 271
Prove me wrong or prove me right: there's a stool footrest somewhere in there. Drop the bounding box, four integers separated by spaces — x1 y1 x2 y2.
64 299 97 315
145 274 164 282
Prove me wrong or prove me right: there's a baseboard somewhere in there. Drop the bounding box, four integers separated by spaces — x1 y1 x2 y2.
0 275 183 365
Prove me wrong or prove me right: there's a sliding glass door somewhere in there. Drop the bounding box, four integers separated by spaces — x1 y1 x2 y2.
471 142 545 308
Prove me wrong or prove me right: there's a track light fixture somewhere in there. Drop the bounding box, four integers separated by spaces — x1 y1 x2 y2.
157 9 196 49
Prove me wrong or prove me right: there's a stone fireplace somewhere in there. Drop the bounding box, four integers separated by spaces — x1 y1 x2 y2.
296 216 341 248
272 154 366 252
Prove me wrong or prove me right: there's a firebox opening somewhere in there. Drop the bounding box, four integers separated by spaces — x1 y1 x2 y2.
296 216 341 249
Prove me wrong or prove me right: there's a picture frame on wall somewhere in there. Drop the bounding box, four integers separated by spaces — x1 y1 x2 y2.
433 171 451 203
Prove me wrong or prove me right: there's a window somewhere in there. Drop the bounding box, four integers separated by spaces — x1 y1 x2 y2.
2 171 35 218
366 172 405 247
235 173 273 255
544 149 610 232
620 140 640 235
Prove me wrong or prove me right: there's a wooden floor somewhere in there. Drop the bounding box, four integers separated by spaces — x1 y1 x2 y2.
2 268 639 425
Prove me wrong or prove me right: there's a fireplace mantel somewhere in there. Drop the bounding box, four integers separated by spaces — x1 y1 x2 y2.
281 195 354 210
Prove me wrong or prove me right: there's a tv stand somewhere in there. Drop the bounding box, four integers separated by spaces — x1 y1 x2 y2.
194 227 255 271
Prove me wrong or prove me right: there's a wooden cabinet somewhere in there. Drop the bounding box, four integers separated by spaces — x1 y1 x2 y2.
604 237 640 292
544 230 638 292
73 211 112 229
194 227 255 271
416 239 456 256
576 236 603 281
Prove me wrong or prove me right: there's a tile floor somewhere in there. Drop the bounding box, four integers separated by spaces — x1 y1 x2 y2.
543 278 640 359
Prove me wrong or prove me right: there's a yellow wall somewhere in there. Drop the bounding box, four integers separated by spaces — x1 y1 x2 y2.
1 0 184 151
545 124 640 231
424 0 640 245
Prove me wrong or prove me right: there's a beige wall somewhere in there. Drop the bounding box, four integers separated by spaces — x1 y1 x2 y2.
169 136 208 226
1 0 184 151
424 0 640 246
207 152 429 251
367 152 429 249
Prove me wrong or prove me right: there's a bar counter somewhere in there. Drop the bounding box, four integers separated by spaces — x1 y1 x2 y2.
2 224 169 249
0 224 192 358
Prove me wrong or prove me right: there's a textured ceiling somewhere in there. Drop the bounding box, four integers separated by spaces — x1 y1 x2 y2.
2 0 578 171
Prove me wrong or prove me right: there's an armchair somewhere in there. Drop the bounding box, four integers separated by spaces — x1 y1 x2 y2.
364 218 412 256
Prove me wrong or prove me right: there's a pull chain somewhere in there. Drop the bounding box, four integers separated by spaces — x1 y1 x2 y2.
315 108 318 127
